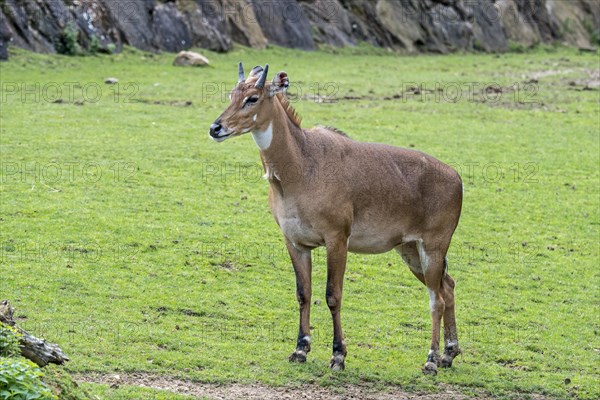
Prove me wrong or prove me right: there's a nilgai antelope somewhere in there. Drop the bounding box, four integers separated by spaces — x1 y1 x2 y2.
209 63 463 374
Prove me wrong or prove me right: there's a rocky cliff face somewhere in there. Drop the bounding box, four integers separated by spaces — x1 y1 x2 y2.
1 0 598 60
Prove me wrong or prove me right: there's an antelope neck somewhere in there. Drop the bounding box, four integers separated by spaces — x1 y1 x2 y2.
251 122 273 150
256 99 305 183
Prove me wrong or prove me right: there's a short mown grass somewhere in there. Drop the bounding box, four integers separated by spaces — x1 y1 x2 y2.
0 45 598 399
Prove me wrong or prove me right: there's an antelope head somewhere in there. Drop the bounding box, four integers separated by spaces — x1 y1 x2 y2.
209 62 289 143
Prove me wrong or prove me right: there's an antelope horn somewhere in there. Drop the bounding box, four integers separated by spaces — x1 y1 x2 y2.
255 64 269 89
238 62 245 83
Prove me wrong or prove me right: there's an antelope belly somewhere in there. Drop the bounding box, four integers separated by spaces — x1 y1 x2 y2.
347 235 398 254
347 224 401 254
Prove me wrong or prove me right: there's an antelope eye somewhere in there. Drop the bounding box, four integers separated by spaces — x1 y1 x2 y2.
243 95 259 107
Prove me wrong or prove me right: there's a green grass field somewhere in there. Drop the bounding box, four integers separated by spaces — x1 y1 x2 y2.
1 45 599 399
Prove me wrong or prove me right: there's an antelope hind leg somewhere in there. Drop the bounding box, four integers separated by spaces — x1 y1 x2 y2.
418 241 447 376
440 272 461 368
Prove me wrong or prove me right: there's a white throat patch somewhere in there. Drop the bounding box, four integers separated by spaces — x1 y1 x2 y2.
252 122 273 150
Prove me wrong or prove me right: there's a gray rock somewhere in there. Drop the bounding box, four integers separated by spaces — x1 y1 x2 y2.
103 0 155 52
151 3 192 52
173 51 209 67
376 0 428 52
301 0 357 47
1 0 65 53
471 2 508 52
349 0 402 48
223 0 267 49
0 8 11 61
423 2 473 53
250 0 315 50
0 0 596 57
179 0 232 52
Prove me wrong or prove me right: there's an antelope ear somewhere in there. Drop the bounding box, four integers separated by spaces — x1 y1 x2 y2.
269 71 289 97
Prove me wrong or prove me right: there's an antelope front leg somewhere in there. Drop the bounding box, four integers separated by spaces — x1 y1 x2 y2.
285 239 313 363
325 236 348 371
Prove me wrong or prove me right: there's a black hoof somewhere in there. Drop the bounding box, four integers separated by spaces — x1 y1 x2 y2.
422 361 438 375
441 344 460 368
440 356 453 368
288 350 307 363
329 354 345 371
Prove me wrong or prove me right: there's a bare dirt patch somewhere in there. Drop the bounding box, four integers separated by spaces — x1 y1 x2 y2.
75 372 482 399
566 69 600 91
